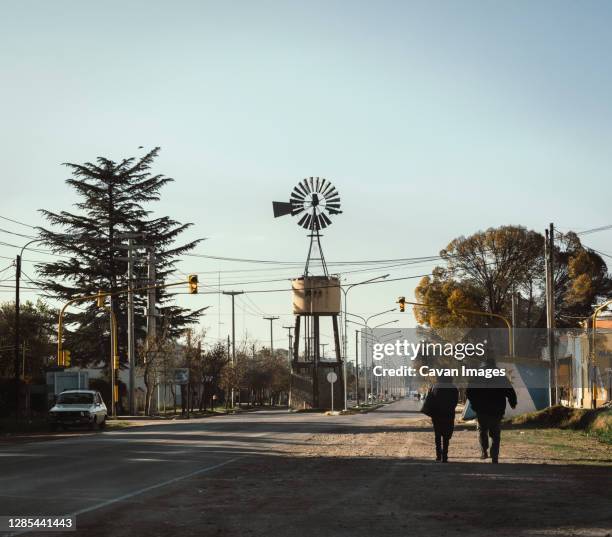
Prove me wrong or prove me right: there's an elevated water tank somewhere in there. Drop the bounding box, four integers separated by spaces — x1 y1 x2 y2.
292 276 341 315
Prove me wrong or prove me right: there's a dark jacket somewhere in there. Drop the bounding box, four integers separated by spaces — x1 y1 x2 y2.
421 382 459 418
466 376 517 419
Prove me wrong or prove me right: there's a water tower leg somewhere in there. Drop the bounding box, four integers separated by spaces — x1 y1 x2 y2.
293 316 300 362
313 315 320 407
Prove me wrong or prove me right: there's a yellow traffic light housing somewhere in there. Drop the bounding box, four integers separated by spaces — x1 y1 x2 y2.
188 274 199 294
398 296 406 312
63 350 71 367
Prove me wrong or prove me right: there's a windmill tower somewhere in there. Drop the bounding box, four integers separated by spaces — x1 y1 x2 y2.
272 177 344 410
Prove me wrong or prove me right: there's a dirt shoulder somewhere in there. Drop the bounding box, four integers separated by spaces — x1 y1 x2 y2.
74 410 612 537
282 414 612 465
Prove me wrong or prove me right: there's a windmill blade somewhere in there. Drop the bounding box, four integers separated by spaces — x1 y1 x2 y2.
272 201 294 218
309 177 315 192
327 207 343 215
292 206 305 216
318 214 329 229
325 187 338 199
319 178 328 194
290 195 305 206
297 213 309 227
326 204 341 212
297 182 309 197
301 178 312 194
321 181 334 196
292 186 306 200
315 177 320 192
320 212 332 227
303 213 313 230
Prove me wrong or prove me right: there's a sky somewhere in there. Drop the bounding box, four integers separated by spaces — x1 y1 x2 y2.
1 1 612 358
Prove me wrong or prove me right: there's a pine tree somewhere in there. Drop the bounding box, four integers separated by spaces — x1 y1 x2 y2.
37 147 203 367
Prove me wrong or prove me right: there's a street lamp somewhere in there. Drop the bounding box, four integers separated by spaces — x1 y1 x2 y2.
340 274 390 411
346 308 395 405
13 238 49 418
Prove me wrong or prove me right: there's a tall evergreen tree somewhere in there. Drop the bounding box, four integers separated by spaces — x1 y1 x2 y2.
37 147 203 367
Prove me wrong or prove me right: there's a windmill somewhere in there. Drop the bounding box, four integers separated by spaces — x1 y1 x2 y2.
272 178 344 410
272 177 342 276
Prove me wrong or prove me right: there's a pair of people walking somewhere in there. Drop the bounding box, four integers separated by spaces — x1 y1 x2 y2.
421 361 517 463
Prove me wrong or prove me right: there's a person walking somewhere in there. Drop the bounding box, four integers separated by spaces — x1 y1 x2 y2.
421 373 459 462
466 359 517 464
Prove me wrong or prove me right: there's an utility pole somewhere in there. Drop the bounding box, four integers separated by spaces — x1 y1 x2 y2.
147 248 156 340
223 291 243 409
14 255 21 418
320 343 328 359
282 325 293 362
355 330 360 407
545 223 557 406
222 291 243 364
511 287 517 357
127 238 136 415
147 247 157 415
116 232 146 416
263 316 279 355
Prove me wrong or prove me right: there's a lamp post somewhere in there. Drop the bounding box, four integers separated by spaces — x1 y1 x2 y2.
346 308 395 405
13 238 48 418
341 275 389 411
348 319 400 404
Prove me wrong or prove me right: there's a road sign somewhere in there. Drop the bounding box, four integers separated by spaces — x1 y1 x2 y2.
173 368 189 385
327 371 338 412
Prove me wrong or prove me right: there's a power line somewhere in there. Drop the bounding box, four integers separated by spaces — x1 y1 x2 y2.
0 215 37 229
575 225 612 236
0 227 38 240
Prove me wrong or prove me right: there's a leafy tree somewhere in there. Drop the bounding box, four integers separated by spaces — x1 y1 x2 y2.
415 226 610 330
0 300 56 381
37 148 204 367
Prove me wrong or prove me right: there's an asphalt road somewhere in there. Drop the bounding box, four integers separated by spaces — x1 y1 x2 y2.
2 399 611 537
0 400 421 536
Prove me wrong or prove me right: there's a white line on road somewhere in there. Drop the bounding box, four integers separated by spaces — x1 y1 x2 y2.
5 457 244 537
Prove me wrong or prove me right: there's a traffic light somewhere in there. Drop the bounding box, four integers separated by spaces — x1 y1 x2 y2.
188 274 199 294
398 296 406 312
96 290 105 308
63 350 71 367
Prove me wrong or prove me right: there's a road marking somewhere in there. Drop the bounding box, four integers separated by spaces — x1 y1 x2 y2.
4 457 243 536
69 457 244 516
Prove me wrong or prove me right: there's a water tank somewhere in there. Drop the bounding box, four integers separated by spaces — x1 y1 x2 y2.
292 276 341 315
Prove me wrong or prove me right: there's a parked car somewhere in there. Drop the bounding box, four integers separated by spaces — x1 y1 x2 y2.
49 390 107 431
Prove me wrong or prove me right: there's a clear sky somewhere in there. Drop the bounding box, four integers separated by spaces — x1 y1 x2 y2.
1 1 612 356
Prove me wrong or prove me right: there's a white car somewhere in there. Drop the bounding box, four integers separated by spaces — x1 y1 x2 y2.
49 390 107 430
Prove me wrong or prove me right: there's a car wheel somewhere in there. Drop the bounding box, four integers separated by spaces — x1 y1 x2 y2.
89 417 97 430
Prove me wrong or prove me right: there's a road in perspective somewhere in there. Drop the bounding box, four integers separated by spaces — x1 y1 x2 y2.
3 3 612 537
2 400 611 537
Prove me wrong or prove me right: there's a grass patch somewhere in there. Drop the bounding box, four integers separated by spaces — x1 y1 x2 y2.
105 420 132 430
506 405 612 445
504 428 612 465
